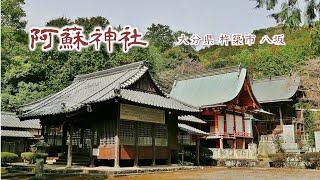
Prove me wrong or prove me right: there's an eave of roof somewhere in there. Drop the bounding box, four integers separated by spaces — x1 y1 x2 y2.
178 115 206 124
178 123 209 135
1 130 34 138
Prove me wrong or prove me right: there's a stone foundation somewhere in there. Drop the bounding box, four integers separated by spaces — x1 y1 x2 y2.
209 143 258 160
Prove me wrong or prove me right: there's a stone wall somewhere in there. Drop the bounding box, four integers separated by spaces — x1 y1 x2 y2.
209 143 258 160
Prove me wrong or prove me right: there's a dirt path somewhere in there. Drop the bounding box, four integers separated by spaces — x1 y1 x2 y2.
110 167 320 180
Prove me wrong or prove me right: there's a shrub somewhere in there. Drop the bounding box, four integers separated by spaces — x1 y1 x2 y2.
21 152 35 164
1 152 19 165
269 153 286 167
299 152 320 169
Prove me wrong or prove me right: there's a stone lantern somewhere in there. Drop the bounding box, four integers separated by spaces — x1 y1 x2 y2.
31 136 49 179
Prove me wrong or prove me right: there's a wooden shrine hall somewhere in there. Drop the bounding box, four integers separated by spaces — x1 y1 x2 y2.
18 61 198 167
170 65 261 150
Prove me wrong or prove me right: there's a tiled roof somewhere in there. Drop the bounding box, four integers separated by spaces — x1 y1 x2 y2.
178 123 209 135
19 61 198 119
120 89 198 112
1 112 41 129
252 75 300 103
1 130 34 138
178 115 206 124
170 66 249 108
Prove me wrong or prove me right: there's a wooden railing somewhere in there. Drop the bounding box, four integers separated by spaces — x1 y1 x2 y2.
209 132 252 138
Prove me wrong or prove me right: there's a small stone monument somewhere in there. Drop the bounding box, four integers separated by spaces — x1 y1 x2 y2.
282 125 299 152
315 131 320 152
32 136 49 179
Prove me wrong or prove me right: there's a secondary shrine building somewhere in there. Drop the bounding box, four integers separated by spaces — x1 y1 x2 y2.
170 66 261 150
18 61 198 167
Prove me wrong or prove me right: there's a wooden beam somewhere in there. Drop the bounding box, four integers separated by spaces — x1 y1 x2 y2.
114 102 120 168
196 136 200 166
152 124 156 166
67 123 73 168
134 121 139 167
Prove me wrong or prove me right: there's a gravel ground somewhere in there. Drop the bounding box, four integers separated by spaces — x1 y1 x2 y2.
111 167 320 180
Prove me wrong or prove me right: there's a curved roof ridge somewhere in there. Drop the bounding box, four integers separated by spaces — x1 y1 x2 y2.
74 61 144 81
177 65 241 81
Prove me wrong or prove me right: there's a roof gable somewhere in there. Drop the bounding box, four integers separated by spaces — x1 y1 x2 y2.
252 75 300 103
170 66 249 108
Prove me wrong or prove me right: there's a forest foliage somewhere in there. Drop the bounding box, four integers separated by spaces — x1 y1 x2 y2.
1 0 320 111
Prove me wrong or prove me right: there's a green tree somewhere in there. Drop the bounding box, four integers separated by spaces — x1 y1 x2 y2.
1 0 27 29
253 0 320 28
145 24 175 52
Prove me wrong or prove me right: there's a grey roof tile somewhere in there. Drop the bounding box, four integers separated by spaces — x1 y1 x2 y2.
178 115 206 124
19 61 197 119
120 89 198 112
1 130 35 138
1 112 40 129
252 75 300 103
170 66 248 108
178 123 209 135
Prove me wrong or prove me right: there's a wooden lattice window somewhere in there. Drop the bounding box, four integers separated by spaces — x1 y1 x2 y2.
155 125 168 146
119 120 135 145
138 122 152 146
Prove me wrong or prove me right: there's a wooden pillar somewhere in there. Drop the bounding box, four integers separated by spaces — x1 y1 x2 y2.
220 138 223 149
233 109 236 136
80 128 84 150
242 114 245 134
152 124 156 166
89 128 95 167
214 111 218 133
233 139 237 149
223 112 227 134
62 124 67 152
195 136 200 166
166 111 171 165
67 123 73 168
242 138 245 149
114 102 120 168
134 122 139 167
279 106 283 127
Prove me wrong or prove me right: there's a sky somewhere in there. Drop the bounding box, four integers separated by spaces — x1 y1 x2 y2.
23 0 302 49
